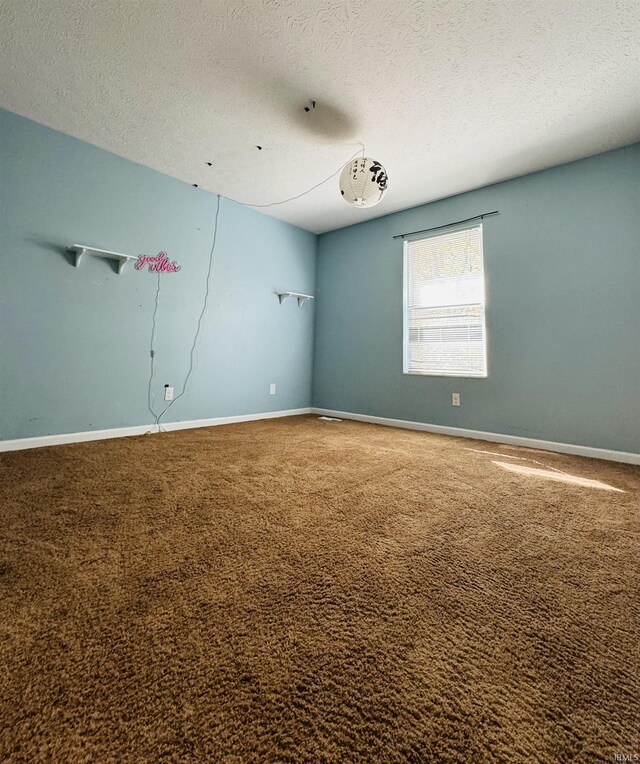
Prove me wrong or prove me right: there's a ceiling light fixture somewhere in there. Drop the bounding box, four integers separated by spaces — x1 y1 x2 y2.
339 156 388 208
301 100 389 208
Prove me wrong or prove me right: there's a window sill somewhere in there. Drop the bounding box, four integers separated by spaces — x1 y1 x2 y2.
403 371 488 379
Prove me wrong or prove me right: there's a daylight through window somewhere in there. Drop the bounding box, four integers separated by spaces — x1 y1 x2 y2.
403 224 487 377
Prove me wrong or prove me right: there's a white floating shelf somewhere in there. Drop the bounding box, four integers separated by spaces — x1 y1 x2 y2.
69 244 139 274
277 291 315 307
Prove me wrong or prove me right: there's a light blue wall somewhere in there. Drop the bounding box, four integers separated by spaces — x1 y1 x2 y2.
0 109 316 440
313 144 640 453
2 108 638 452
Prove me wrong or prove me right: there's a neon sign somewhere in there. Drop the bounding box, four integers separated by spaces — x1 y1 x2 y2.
135 252 181 273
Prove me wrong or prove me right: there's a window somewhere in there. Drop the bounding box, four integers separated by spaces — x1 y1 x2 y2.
403 224 487 377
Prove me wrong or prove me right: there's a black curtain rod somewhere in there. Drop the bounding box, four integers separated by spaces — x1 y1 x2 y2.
392 211 499 239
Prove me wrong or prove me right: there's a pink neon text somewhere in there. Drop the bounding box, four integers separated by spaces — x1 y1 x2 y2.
135 252 181 273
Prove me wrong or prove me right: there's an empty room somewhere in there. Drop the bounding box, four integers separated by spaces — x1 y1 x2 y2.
1 1 638 761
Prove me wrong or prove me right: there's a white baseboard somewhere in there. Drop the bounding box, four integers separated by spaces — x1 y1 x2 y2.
3 407 638 465
311 408 640 465
0 408 313 453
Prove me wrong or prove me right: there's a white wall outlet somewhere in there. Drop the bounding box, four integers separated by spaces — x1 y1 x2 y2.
452 393 461 406
269 383 276 395
164 386 174 401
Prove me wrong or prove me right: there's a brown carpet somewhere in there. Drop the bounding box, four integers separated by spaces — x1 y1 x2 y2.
1 415 638 762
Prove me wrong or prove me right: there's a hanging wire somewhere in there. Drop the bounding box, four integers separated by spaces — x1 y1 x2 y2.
146 272 163 428
225 147 363 208
146 193 221 432
146 145 366 433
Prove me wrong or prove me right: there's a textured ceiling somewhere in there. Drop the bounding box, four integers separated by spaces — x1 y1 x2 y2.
1 0 639 234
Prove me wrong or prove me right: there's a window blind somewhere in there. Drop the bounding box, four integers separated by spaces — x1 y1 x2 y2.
404 224 487 377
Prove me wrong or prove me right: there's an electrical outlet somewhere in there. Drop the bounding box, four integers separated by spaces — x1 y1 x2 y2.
164 385 174 401
452 393 460 406
269 383 276 395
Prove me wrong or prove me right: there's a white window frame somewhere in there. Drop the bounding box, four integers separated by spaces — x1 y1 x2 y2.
402 223 488 378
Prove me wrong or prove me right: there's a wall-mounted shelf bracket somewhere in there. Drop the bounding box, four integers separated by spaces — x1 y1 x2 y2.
277 292 315 308
69 244 139 274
